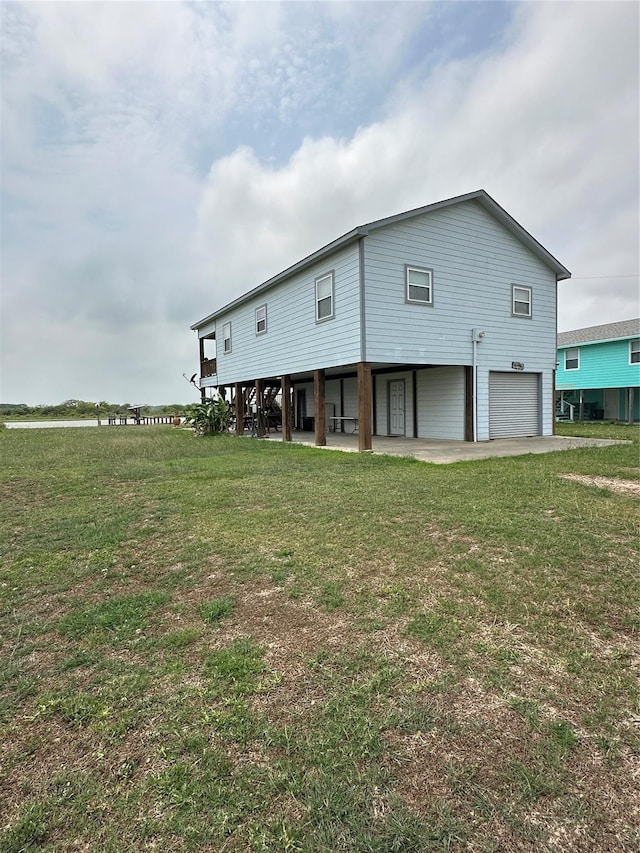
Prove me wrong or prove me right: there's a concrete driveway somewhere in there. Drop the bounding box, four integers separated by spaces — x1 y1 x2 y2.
284 431 627 464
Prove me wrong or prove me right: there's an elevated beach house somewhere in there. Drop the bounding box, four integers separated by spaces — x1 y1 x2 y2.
190 190 571 450
556 319 640 422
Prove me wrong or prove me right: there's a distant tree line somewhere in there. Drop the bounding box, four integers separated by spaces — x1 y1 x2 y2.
0 400 187 419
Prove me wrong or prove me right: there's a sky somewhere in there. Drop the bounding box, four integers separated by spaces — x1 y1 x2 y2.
1 0 638 406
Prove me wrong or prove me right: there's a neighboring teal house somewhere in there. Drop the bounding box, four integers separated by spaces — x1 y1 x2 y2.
556 318 640 422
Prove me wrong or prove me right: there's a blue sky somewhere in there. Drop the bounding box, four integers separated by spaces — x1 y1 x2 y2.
1 1 638 405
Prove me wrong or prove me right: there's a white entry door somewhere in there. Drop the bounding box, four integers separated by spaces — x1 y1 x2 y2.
389 380 406 435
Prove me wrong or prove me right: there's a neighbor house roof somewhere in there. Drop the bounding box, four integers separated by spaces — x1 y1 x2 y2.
191 189 571 330
557 318 640 348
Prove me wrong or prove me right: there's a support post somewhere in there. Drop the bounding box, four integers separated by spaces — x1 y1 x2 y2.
255 379 265 437
464 366 474 441
282 375 292 441
357 361 372 451
629 387 634 424
235 383 244 436
579 389 584 422
314 369 326 446
552 370 556 435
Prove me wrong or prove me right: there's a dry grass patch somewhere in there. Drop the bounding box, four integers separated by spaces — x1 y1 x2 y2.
560 473 640 498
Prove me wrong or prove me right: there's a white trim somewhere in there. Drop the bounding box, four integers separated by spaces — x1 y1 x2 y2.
564 346 579 370
405 265 433 305
255 305 267 335
630 338 640 364
222 321 232 354
512 285 532 317
315 271 335 322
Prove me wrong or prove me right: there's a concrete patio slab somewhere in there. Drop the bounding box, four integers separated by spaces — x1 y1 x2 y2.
278 431 628 465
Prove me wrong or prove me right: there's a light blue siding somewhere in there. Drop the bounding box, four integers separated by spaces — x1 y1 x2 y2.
361 201 557 439
557 338 640 390
416 367 465 440
195 196 563 439
363 201 558 373
211 244 361 385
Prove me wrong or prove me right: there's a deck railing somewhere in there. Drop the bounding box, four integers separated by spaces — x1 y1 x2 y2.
201 358 217 378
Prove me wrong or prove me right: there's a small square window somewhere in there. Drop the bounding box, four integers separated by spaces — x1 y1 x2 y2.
255 305 267 335
222 322 232 354
565 347 579 370
406 266 433 304
512 285 532 317
315 272 334 321
630 339 640 364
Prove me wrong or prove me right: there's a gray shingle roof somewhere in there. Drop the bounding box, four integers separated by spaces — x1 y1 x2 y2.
558 318 640 347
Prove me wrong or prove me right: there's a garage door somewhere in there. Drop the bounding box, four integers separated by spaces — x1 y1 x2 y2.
489 372 540 439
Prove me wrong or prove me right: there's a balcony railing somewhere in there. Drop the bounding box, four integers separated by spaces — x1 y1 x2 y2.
201 358 217 378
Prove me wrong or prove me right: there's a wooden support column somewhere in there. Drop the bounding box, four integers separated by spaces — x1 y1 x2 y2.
464 366 474 441
629 387 635 424
281 375 292 441
235 383 244 436
314 369 326 446
198 339 207 402
412 370 418 438
579 389 584 422
357 362 372 452
255 379 265 437
552 370 556 435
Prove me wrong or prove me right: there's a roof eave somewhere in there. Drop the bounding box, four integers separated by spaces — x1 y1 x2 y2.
190 227 363 330
558 334 638 348
360 189 571 280
191 189 571 330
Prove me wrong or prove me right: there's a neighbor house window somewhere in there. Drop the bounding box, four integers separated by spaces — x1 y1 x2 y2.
315 272 334 321
565 347 579 370
406 266 433 304
222 322 232 354
512 285 532 317
630 339 640 364
255 305 267 335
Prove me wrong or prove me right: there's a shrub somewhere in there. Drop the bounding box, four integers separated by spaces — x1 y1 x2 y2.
184 398 233 435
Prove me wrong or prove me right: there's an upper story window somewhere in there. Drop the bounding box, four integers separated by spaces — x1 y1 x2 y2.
406 266 433 305
315 272 334 322
255 305 267 335
630 339 640 364
564 347 579 370
512 285 532 317
222 322 232 354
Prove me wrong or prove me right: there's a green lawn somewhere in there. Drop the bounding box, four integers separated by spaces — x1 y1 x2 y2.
1 423 638 852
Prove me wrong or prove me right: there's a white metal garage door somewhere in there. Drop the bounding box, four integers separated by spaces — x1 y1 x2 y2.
489 372 540 439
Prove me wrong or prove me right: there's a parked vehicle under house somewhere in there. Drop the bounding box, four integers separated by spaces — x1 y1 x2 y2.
190 189 571 450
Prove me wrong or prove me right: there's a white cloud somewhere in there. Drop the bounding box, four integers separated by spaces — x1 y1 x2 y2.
194 2 638 326
1 1 637 404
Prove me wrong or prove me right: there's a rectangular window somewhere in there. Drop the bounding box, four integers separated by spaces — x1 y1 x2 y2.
222 322 232 354
406 266 433 304
565 347 579 370
255 305 267 335
315 272 334 321
630 339 640 364
512 285 532 317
